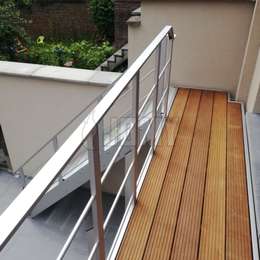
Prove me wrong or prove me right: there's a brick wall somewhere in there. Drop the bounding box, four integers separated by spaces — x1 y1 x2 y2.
22 2 96 40
114 0 141 48
22 0 141 45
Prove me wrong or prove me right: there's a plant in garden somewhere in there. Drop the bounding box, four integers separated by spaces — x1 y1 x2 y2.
16 0 33 9
89 0 114 41
0 0 115 70
0 0 29 60
17 39 114 70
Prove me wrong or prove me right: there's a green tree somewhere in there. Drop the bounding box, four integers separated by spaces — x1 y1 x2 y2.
89 0 114 41
0 0 29 60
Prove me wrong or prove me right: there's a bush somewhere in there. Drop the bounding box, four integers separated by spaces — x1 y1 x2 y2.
89 0 114 41
0 0 114 69
17 39 114 69
0 0 29 60
16 0 33 8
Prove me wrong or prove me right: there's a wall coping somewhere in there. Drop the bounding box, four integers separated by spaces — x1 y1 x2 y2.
0 61 122 87
128 7 142 26
132 7 141 16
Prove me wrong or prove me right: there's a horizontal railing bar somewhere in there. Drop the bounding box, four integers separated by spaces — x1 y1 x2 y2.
138 83 157 116
107 37 175 260
101 122 134 184
104 107 152 151
137 118 154 154
0 25 174 251
140 69 155 84
15 90 107 176
158 59 171 81
104 88 155 151
157 85 170 111
56 195 96 260
103 160 134 230
103 82 159 150
88 241 99 260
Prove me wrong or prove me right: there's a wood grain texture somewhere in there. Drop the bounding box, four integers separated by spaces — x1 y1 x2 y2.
117 89 253 260
198 92 227 260
170 91 213 260
142 89 201 260
226 103 252 260
116 88 190 260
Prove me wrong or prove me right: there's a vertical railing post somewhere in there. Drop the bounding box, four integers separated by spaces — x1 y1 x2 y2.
131 72 140 202
164 34 175 117
98 119 105 169
161 36 168 108
151 43 162 152
52 136 63 182
88 126 105 260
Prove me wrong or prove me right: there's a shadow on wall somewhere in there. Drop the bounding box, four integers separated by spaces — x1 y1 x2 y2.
0 125 11 170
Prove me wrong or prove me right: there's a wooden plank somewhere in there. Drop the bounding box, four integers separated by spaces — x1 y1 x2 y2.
170 91 213 260
226 103 253 260
142 89 202 260
116 88 190 260
198 92 227 260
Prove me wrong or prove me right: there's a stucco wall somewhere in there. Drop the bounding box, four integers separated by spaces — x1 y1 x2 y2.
128 1 254 96
236 0 260 104
0 62 121 173
247 48 260 113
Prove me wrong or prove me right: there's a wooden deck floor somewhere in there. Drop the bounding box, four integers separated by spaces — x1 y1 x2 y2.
117 89 253 260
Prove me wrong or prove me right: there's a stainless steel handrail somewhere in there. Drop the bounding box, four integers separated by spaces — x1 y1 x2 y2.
0 26 175 258
15 84 112 179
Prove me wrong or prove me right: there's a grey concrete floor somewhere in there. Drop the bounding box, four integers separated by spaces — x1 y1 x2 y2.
0 170 125 260
246 113 260 241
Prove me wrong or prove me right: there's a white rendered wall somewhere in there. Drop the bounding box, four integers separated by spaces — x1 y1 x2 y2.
128 1 253 96
0 62 121 173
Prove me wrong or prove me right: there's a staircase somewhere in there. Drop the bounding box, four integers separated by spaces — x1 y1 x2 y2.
31 103 153 217
0 26 176 260
97 45 128 73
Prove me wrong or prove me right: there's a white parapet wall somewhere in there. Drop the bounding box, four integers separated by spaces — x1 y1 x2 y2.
247 48 260 113
236 0 260 104
128 0 254 97
0 61 122 173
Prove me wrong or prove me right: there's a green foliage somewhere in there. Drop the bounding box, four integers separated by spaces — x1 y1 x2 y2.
0 0 29 60
17 39 114 69
0 0 114 69
15 0 33 8
89 0 114 41
0 53 9 61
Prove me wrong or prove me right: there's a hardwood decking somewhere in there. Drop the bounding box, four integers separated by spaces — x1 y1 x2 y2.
117 89 252 260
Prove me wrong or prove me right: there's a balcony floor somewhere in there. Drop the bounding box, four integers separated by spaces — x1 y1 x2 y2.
117 88 253 260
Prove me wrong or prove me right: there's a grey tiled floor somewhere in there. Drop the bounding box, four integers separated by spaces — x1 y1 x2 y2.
246 113 260 240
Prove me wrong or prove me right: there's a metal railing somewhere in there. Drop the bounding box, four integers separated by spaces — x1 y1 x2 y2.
14 82 113 185
14 67 156 187
0 26 175 259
